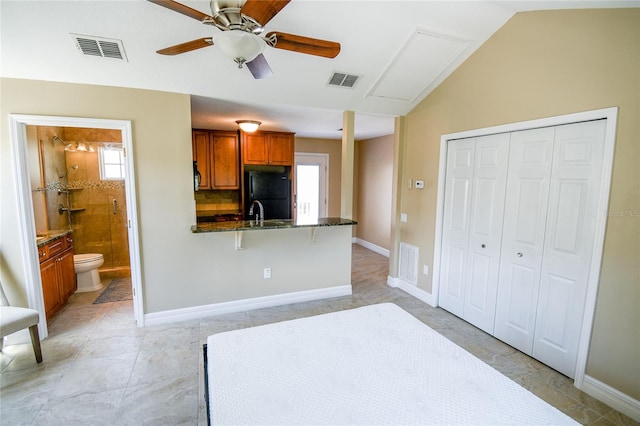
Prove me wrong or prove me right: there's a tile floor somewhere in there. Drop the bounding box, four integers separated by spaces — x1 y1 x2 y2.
1 245 637 425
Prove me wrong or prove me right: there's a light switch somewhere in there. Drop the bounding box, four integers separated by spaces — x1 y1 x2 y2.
400 213 407 223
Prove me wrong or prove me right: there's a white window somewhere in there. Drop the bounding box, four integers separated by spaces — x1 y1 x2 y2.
99 145 125 180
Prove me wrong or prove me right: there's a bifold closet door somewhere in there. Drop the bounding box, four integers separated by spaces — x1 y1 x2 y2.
439 138 475 317
439 134 509 333
494 120 606 378
493 127 555 355
531 120 606 378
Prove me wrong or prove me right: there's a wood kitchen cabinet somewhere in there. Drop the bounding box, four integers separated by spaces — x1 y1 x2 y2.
241 131 294 166
192 130 211 190
192 130 240 190
39 234 76 319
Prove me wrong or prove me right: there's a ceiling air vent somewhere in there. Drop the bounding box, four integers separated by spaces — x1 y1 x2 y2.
328 72 360 88
70 34 128 61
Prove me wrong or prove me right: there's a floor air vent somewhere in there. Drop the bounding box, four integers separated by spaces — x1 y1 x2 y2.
328 72 360 88
71 34 128 61
398 242 418 285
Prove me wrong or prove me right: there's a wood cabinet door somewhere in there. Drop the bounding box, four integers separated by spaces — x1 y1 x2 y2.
40 258 62 318
192 130 211 189
211 131 240 189
59 249 77 299
268 134 294 165
242 133 269 165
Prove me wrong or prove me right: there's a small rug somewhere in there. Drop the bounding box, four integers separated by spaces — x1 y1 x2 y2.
93 277 133 304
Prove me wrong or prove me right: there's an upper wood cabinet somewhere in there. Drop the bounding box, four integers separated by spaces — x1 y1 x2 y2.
241 131 294 166
192 130 211 190
192 130 240 190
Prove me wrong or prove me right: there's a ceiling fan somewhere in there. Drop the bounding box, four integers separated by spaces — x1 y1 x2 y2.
149 0 341 79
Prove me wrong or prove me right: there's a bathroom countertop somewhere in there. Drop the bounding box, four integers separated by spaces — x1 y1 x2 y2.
36 229 72 247
191 217 357 233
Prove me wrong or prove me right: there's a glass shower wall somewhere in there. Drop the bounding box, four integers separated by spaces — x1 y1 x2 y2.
65 146 130 272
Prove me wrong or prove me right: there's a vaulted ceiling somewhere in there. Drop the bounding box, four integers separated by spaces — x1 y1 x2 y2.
2 1 637 139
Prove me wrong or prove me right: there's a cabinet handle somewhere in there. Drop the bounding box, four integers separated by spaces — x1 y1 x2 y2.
113 199 118 215
481 244 486 248
517 252 523 257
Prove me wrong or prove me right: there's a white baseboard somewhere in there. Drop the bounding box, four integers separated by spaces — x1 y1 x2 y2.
354 238 390 257
581 375 640 422
387 276 436 307
144 285 353 327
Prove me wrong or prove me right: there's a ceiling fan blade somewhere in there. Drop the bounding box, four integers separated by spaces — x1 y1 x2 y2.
157 38 213 55
246 54 273 79
147 0 212 21
240 0 290 26
266 32 340 58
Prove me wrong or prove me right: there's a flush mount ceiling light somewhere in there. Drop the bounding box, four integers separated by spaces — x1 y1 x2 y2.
236 120 261 133
215 30 266 68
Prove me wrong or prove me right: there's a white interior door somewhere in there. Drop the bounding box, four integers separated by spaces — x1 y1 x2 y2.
294 153 328 224
494 127 555 354
462 133 510 333
532 120 606 378
439 138 475 317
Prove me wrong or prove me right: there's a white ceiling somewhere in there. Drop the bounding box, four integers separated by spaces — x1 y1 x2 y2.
2 1 638 139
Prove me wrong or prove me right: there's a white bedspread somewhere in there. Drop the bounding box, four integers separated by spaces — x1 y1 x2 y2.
207 303 578 425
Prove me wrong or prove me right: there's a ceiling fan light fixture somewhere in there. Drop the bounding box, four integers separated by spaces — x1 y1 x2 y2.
215 30 266 64
236 120 261 133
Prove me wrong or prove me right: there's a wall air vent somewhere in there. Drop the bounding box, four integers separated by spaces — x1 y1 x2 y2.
70 34 128 61
328 72 360 88
398 242 418 286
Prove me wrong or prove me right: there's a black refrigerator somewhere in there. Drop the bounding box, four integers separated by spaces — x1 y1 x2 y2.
244 171 292 220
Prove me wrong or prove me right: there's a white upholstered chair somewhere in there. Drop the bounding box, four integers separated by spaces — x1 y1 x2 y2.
0 281 43 363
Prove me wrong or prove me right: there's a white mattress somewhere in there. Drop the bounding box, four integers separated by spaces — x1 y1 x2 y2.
206 303 578 425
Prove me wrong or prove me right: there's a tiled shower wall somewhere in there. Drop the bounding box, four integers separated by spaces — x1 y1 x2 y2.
31 125 130 272
63 127 129 272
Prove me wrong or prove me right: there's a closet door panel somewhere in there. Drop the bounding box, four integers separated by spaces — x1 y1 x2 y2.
463 133 510 333
533 120 606 378
439 138 475 316
494 127 555 355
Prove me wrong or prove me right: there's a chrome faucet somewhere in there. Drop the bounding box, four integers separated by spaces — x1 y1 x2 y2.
248 200 264 222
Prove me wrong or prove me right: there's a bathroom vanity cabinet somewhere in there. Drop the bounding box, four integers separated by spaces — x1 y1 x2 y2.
38 233 76 318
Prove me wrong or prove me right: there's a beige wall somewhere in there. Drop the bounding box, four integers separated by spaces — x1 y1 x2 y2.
400 9 639 399
356 135 393 250
294 137 342 217
1 78 352 316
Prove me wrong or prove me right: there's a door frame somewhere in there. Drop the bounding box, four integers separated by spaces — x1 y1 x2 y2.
294 152 329 218
431 107 618 389
9 114 144 337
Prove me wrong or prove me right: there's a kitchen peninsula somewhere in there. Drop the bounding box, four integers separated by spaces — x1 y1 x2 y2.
170 217 357 325
192 217 356 233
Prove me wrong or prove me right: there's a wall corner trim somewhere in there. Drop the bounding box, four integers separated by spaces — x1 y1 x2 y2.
387 276 436 307
144 285 353 327
581 375 640 422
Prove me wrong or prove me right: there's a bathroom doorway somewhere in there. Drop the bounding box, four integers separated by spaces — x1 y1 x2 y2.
9 115 143 339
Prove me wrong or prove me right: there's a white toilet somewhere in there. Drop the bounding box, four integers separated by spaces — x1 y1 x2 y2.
73 254 104 292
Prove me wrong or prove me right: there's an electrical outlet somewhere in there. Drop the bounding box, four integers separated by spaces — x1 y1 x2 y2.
423 264 429 275
263 268 271 279
415 180 425 189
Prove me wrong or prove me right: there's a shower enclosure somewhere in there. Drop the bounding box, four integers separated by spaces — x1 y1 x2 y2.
29 125 130 275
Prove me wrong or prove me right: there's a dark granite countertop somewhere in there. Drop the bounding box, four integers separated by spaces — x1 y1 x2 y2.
191 217 357 233
36 229 72 247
